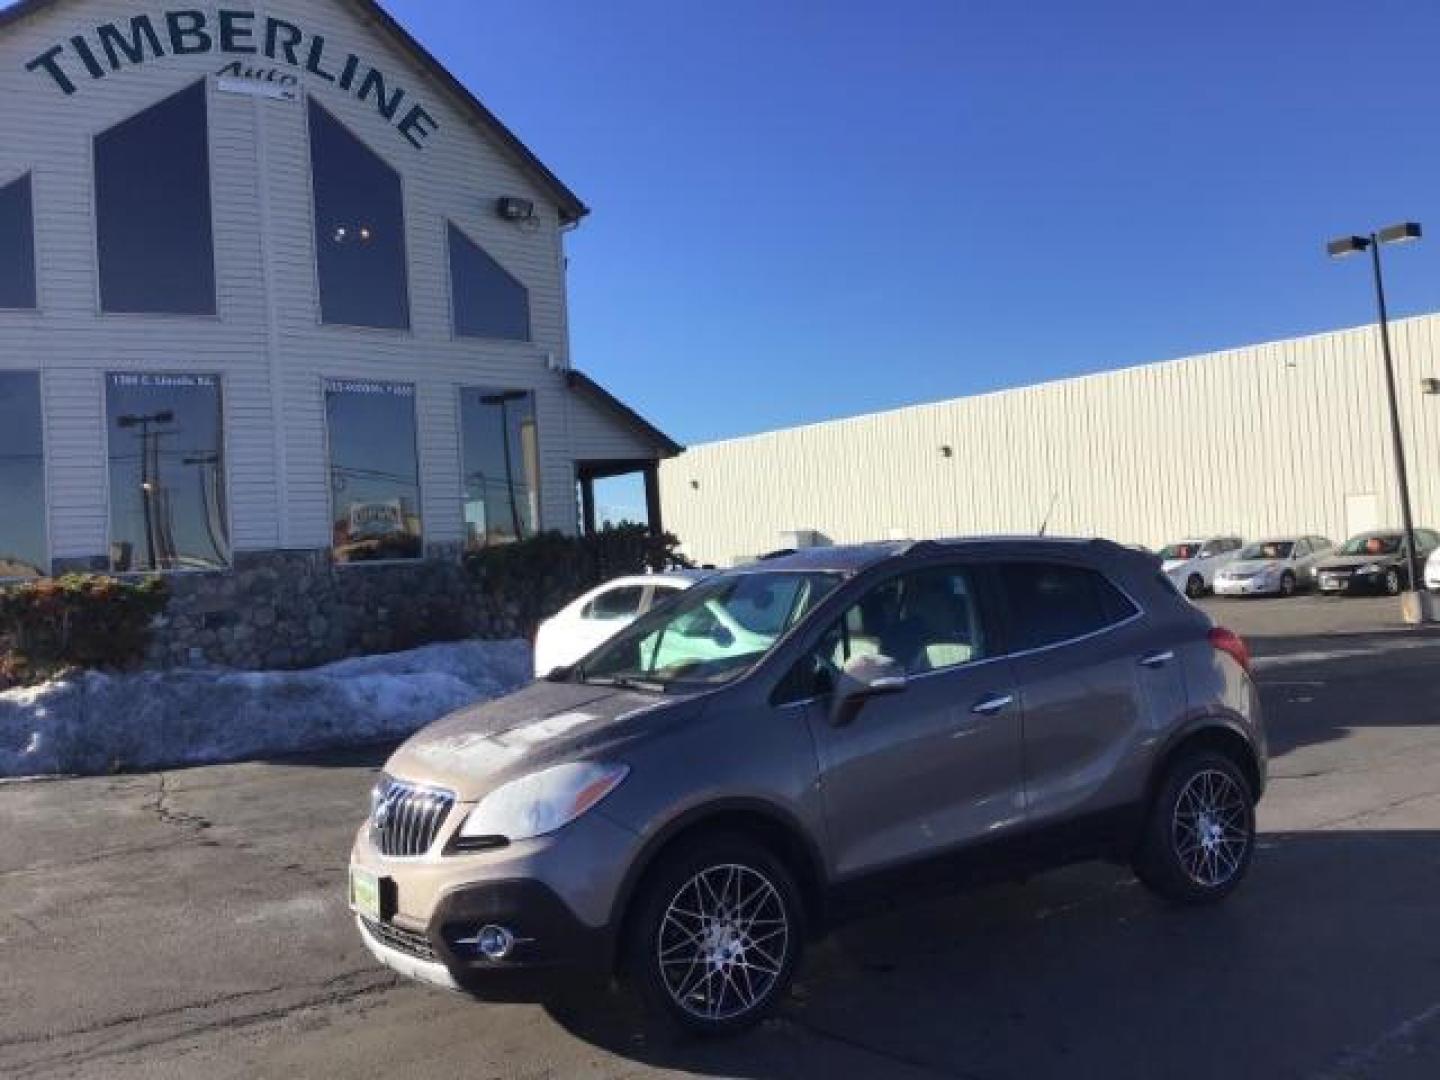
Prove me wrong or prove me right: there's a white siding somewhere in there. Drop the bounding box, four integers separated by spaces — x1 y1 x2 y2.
0 0 650 566
661 316 1440 566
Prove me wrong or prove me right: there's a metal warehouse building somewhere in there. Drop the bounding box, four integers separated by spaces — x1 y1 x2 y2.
0 0 679 666
660 314 1440 568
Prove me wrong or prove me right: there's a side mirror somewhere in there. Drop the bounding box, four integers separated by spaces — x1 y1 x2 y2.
830 654 907 727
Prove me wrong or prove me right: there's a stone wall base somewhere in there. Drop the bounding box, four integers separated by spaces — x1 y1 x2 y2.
143 547 522 670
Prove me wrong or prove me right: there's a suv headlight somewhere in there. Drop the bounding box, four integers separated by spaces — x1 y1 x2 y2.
457 761 629 844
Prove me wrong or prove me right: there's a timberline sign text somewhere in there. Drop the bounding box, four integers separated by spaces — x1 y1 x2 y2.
24 8 440 149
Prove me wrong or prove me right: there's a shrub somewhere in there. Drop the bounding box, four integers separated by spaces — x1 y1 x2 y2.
466 524 691 636
0 574 169 687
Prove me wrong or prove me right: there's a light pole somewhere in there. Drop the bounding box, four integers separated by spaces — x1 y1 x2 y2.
1327 222 1425 618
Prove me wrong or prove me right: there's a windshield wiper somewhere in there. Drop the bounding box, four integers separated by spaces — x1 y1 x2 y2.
583 674 667 692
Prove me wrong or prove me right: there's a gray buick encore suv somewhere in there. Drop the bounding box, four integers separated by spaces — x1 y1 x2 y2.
350 538 1266 1034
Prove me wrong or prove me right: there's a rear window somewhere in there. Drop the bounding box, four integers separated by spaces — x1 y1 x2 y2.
997 562 1139 652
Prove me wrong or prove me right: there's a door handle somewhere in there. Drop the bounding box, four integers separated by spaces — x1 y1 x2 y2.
971 693 1014 717
1139 649 1175 668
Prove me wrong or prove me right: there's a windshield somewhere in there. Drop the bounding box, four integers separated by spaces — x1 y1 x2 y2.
579 570 843 689
1238 542 1293 561
1339 534 1402 556
1159 543 1201 561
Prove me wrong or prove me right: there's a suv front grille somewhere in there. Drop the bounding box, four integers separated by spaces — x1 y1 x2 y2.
361 916 437 962
370 777 455 858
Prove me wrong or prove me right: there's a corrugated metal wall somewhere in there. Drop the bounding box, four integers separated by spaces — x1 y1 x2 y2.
660 314 1440 566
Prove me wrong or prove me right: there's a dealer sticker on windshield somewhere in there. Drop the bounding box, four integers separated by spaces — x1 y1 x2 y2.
350 866 381 921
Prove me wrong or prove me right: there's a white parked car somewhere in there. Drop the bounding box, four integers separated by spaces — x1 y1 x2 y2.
1422 545 1440 592
1159 536 1244 599
533 570 711 677
1212 536 1334 597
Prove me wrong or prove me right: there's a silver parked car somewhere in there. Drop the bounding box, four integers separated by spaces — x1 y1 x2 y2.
1213 536 1334 597
349 538 1266 1034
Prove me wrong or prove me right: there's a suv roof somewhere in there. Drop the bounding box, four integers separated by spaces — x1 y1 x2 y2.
746 536 1132 575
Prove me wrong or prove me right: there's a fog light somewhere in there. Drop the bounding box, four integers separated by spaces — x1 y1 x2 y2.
476 924 515 960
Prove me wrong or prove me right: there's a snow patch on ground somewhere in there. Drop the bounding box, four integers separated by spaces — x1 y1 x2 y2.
0 639 532 779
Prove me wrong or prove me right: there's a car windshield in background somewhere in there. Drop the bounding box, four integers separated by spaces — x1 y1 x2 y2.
1339 534 1401 556
1239 542 1293 560
580 571 842 689
1159 543 1200 560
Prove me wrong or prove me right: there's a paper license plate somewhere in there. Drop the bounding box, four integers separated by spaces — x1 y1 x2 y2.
350 866 382 920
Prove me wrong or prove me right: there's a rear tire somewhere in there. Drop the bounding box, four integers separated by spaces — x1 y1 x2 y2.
1134 750 1255 905
1185 574 1206 599
624 834 804 1036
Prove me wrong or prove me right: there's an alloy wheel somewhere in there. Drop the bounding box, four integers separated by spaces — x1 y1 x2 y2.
1386 570 1402 595
1171 769 1250 888
656 863 789 1022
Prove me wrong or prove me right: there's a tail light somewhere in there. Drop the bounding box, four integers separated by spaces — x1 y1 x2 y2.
1209 626 1252 674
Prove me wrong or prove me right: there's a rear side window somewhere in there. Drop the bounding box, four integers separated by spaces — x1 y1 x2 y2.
997 562 1138 652
583 586 644 620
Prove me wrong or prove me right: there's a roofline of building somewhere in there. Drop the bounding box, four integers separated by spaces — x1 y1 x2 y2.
0 0 590 223
567 370 684 458
676 310 1440 454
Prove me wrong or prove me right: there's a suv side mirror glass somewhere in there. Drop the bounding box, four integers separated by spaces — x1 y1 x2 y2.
830 654 907 727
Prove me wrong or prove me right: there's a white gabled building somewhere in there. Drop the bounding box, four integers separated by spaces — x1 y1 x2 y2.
0 0 678 584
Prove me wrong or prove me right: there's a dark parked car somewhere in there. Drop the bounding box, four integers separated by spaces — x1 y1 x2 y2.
1315 528 1440 596
350 538 1266 1034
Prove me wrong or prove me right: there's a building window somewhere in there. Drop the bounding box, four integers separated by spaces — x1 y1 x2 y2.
0 175 37 310
105 373 229 572
326 379 422 562
309 100 410 330
0 373 47 578
448 223 530 341
95 82 216 315
460 387 539 549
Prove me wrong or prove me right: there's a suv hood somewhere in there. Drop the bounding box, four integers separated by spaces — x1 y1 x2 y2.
384 680 699 801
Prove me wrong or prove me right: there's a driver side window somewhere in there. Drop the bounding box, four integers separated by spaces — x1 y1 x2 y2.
775 565 988 704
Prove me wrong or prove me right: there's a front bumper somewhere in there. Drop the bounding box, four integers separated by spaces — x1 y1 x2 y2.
1317 571 1386 595
355 878 612 999
1213 576 1281 596
349 807 638 1000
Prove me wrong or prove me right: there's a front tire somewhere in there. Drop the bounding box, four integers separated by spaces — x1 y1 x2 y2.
1279 571 1296 597
1185 574 1206 599
624 834 804 1036
1134 751 1256 905
1385 568 1402 596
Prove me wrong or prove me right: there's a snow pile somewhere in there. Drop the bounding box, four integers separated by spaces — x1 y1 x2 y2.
0 639 532 779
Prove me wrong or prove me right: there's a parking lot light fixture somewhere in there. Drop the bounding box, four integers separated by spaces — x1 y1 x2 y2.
1327 222 1427 620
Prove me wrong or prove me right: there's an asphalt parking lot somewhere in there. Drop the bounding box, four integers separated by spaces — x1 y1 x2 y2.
4 595 1440 1079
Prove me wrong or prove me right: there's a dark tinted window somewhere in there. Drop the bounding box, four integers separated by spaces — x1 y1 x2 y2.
0 175 36 309
0 373 46 577
95 82 215 315
448 223 530 341
584 586 644 620
460 388 539 549
998 562 1138 652
106 374 228 571
325 379 421 562
309 100 409 329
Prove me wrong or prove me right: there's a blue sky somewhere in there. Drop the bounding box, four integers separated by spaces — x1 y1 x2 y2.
382 0 1440 447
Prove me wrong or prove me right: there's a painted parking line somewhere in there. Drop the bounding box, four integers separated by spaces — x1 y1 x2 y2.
1253 638 1440 669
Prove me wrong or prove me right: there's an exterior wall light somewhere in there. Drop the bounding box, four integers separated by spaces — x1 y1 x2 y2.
939 445 953 458
1422 378 1440 395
